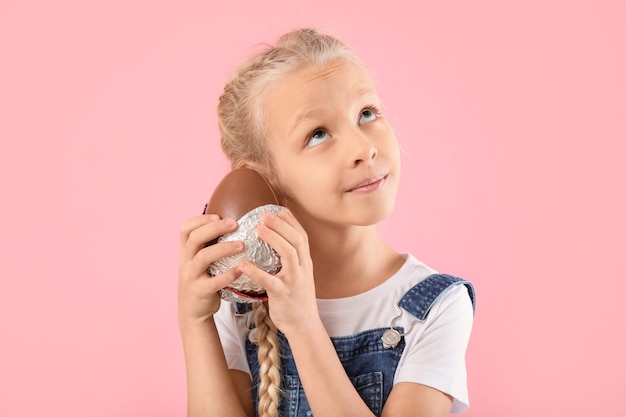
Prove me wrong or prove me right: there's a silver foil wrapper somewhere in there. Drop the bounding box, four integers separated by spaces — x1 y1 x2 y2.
208 204 283 303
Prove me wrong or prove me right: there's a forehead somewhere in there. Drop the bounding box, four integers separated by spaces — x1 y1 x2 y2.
262 60 377 131
275 59 374 97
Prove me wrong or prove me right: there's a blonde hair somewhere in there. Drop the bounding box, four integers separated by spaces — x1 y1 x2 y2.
253 302 281 417
218 27 363 173
217 28 361 417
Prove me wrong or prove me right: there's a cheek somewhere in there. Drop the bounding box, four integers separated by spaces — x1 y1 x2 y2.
393 142 401 167
272 164 304 202
278 169 327 206
278 175 310 201
385 133 401 164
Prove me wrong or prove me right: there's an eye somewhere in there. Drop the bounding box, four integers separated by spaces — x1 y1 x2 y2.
358 108 378 125
307 129 330 147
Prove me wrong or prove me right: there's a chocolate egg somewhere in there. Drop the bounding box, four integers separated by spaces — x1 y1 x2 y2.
206 168 280 221
204 168 283 303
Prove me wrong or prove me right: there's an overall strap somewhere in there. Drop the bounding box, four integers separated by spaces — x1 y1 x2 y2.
399 274 476 320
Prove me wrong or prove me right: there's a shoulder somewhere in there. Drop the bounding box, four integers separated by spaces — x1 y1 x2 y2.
399 273 476 321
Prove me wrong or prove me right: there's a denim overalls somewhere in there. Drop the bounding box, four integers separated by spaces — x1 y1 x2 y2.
236 274 476 417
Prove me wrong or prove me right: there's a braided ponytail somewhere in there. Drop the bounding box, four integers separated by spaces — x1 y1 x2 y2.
253 302 282 417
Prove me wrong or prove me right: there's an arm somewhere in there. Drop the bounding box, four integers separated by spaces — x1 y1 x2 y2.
179 318 253 417
178 214 252 417
382 383 452 416
233 267 378 417
286 320 379 417
383 284 475 416
237 209 377 417
262 295 456 417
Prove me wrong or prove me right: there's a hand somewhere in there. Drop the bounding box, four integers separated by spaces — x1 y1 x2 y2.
237 209 319 337
178 214 244 325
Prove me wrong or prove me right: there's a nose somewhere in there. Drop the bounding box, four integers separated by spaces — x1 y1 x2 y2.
354 146 378 166
349 130 378 166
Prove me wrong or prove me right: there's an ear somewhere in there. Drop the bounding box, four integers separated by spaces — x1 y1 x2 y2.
235 160 267 175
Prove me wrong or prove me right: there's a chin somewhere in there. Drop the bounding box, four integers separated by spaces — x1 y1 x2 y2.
354 203 397 226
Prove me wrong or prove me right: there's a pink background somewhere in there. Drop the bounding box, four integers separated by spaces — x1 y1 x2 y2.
1 1 624 415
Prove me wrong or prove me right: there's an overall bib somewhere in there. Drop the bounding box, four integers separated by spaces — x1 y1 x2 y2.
236 274 476 417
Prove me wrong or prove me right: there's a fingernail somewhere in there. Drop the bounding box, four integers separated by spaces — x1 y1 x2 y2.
233 241 243 250
226 218 237 227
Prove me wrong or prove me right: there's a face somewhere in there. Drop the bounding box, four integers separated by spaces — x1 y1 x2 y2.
261 60 401 230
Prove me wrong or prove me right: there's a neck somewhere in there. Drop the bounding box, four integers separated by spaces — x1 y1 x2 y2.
302 221 404 299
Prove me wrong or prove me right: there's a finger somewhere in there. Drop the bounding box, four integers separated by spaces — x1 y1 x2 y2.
190 240 244 276
276 209 307 236
276 210 311 260
201 266 243 293
256 221 299 267
262 211 302 244
184 217 238 257
259 210 309 264
237 260 278 293
179 214 220 247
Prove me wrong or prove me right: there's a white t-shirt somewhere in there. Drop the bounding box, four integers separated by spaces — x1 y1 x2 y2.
214 253 474 413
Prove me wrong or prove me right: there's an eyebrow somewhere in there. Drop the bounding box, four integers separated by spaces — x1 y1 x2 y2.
291 109 324 133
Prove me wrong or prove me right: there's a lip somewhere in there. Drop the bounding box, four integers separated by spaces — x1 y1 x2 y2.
346 174 388 193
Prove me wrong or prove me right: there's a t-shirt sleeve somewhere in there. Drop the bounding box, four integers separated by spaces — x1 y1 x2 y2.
394 284 475 413
213 301 252 375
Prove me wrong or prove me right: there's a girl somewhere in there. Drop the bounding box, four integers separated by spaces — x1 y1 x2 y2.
178 28 475 417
